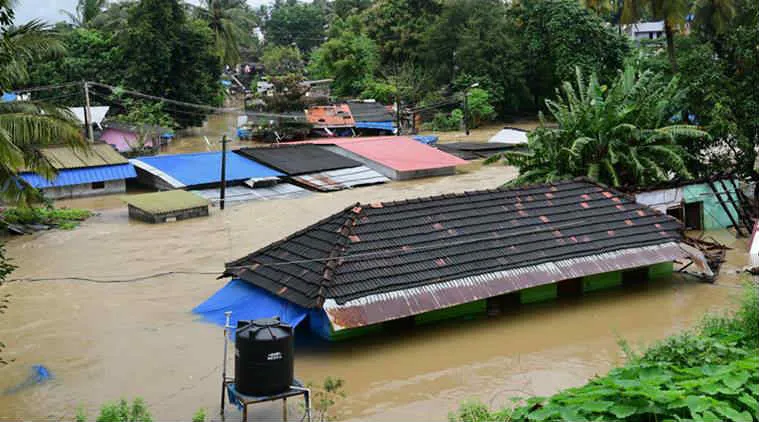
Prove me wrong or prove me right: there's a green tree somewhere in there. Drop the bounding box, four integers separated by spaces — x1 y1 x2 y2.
263 0 326 54
262 44 304 76
692 0 737 39
621 0 689 72
364 0 440 66
195 0 250 65
89 1 133 34
61 0 107 28
0 7 86 204
489 65 708 187
308 16 379 97
464 88 495 128
121 0 221 127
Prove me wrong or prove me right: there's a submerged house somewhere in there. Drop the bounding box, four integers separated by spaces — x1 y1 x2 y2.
18 144 136 199
100 121 174 154
631 177 754 236
346 100 395 134
306 105 355 136
195 179 710 341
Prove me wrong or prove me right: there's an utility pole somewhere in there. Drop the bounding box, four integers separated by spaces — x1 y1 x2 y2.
220 135 228 210
395 95 401 136
82 81 94 143
463 90 469 136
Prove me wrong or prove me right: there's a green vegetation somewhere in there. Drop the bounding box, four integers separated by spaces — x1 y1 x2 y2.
307 376 347 422
1 207 93 230
488 64 708 187
0 241 15 284
449 282 759 422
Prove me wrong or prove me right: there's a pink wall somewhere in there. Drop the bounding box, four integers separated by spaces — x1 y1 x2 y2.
100 128 152 152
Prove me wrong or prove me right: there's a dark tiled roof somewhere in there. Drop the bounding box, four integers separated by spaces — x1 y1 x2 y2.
346 101 393 122
225 180 683 308
235 144 361 175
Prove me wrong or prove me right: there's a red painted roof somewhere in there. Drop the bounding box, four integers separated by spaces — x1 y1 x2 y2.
305 136 467 172
306 105 355 127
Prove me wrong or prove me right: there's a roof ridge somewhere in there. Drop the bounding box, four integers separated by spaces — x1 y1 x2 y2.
316 203 364 307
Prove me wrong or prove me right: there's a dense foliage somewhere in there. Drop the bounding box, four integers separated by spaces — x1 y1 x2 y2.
1 207 93 230
489 65 707 187
450 282 759 422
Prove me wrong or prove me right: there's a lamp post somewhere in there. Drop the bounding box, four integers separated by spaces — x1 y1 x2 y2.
463 82 479 136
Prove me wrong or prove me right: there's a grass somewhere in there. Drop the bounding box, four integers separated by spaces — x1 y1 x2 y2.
0 207 93 230
449 280 759 422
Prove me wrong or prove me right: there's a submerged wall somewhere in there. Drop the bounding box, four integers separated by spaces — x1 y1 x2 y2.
42 179 126 199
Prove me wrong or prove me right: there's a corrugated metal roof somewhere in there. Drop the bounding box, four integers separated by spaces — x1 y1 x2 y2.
436 142 518 160
193 183 311 203
346 101 393 122
324 243 697 330
41 144 127 169
131 152 283 188
306 136 467 172
224 180 686 314
235 144 360 175
123 190 209 214
488 128 528 145
305 105 355 128
19 163 136 188
291 166 390 192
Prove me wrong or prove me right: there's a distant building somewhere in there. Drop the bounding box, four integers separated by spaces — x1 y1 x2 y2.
18 144 136 199
626 21 665 41
100 121 173 154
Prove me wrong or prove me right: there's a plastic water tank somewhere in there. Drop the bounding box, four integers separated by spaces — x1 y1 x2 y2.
235 317 294 396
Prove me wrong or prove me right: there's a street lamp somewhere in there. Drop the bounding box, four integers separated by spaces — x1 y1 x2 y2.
463 83 479 136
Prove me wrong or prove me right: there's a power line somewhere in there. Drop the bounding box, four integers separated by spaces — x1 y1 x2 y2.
88 82 242 113
14 81 82 94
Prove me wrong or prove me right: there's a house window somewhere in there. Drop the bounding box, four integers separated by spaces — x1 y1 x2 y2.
91 181 105 190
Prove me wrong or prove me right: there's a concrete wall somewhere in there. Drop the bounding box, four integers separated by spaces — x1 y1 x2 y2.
127 204 209 223
42 179 126 200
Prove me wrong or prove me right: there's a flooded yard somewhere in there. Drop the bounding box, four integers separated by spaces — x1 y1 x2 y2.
0 163 750 421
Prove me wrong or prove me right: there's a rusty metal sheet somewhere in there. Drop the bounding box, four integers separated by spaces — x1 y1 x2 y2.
324 242 693 331
291 166 389 192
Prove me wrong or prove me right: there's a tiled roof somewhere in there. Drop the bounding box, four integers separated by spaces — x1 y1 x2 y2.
305 105 355 127
225 180 683 311
236 144 360 175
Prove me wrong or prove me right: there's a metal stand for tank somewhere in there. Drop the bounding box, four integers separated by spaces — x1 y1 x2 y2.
219 312 311 422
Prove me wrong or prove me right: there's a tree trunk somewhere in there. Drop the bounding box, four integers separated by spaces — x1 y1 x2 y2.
664 21 679 73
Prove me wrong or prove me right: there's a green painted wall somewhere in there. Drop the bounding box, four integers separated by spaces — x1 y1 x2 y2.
520 283 558 304
327 322 384 341
648 262 674 279
583 271 622 292
415 299 486 325
682 182 740 230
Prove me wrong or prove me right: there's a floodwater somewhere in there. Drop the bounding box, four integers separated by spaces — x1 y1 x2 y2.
0 162 751 421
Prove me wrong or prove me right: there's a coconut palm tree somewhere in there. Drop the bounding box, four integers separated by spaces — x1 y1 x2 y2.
487 65 709 188
622 0 690 72
61 0 107 28
0 10 86 204
196 0 251 65
692 0 736 36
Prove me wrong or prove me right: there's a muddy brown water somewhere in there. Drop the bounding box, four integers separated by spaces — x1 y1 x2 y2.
0 163 751 421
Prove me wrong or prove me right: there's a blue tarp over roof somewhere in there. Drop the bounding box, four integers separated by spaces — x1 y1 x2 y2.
132 152 283 188
355 121 395 131
193 279 308 328
19 164 136 188
1 92 18 102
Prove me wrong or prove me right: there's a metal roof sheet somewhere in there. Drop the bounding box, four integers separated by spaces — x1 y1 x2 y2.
291 166 390 192
224 180 687 313
123 190 209 214
41 144 128 169
193 183 311 203
306 136 467 172
488 128 529 145
131 152 283 188
305 105 355 128
19 163 136 188
69 106 110 126
346 102 394 122
436 142 519 160
235 144 361 175
355 121 395 131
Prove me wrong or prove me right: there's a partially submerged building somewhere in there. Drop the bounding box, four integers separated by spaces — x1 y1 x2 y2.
308 136 467 180
632 177 754 236
18 144 136 199
437 142 516 160
306 105 355 136
124 190 210 223
131 151 283 190
235 144 389 192
195 180 710 340
347 100 395 134
100 121 174 153
488 127 529 145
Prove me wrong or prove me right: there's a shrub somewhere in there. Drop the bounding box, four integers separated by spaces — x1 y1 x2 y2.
422 109 463 131
95 398 152 422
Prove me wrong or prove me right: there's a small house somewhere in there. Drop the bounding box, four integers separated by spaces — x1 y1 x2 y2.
347 100 395 135
195 179 710 340
123 190 210 223
18 144 136 199
626 21 665 41
305 105 355 136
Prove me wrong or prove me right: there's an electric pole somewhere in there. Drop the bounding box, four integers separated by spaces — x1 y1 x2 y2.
219 135 228 210
83 81 94 143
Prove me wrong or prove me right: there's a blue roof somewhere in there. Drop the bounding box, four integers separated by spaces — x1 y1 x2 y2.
355 121 395 131
132 151 283 188
412 135 438 145
1 92 18 103
19 164 137 188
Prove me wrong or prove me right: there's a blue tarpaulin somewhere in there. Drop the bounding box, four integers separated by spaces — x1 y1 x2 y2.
355 121 395 131
193 279 308 328
19 164 137 188
1 92 18 102
132 152 283 188
413 135 438 145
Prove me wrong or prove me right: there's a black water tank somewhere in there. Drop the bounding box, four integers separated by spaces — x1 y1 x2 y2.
235 317 294 396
